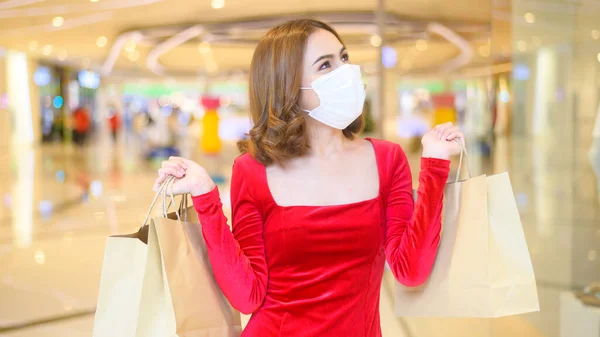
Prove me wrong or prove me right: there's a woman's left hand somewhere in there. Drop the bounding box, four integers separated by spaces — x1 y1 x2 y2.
421 122 465 160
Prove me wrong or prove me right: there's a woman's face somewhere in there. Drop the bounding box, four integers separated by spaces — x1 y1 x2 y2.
299 29 349 112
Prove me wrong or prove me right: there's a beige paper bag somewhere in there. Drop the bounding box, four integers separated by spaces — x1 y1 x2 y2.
93 177 241 337
395 143 540 317
92 226 149 337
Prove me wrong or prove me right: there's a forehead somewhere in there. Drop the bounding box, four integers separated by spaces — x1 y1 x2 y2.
304 28 344 61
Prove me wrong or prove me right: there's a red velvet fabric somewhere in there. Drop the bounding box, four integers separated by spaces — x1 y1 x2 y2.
192 138 450 337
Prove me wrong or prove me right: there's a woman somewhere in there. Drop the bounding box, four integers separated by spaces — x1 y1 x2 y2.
154 19 464 337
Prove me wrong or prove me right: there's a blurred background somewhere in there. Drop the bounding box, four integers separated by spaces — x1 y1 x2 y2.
0 0 599 336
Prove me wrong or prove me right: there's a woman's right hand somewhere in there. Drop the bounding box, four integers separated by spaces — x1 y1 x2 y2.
153 157 216 196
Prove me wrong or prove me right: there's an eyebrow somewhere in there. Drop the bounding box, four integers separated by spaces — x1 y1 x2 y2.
312 47 347 66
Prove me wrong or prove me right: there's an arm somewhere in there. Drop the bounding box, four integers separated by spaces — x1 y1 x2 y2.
192 160 268 314
385 145 450 287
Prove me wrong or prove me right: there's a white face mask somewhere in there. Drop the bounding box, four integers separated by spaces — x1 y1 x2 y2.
300 64 366 130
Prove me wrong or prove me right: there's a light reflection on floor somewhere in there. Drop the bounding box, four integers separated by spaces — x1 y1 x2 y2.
0 134 598 337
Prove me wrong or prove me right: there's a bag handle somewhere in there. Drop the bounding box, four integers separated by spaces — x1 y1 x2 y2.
162 176 181 220
454 138 472 183
162 176 191 221
141 175 189 228
141 175 174 228
178 191 189 222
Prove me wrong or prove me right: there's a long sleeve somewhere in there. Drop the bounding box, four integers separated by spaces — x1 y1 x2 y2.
192 159 268 314
385 145 450 287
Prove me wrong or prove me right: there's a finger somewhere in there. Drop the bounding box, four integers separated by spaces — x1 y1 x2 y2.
169 156 188 169
445 131 462 141
444 125 461 138
180 158 198 168
432 125 443 139
441 127 458 140
434 122 452 132
154 173 167 186
162 160 185 171
153 178 163 192
158 167 185 178
153 174 167 191
158 167 184 178
436 125 452 140
161 162 186 175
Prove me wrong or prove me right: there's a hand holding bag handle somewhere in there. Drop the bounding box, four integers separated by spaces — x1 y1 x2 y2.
141 175 175 228
141 175 189 228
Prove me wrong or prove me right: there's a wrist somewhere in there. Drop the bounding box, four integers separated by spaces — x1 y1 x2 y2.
422 148 450 160
190 178 217 197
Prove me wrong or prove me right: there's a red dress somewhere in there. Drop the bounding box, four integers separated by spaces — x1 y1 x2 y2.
192 138 450 337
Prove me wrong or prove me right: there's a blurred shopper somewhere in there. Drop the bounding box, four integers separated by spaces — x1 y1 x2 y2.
154 19 465 336
72 106 91 146
107 106 121 142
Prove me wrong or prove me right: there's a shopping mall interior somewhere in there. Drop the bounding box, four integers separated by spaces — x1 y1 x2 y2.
0 0 599 336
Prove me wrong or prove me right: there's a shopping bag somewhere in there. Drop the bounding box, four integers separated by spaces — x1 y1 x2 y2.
92 224 149 337
93 176 241 337
395 141 540 317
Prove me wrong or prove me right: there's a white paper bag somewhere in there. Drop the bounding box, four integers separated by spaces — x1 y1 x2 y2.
395 142 540 317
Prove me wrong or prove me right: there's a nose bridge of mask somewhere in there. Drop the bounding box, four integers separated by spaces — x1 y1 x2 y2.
314 64 354 89
301 64 355 90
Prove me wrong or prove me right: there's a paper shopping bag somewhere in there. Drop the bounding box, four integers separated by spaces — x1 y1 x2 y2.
395 142 539 317
93 177 241 337
92 226 149 337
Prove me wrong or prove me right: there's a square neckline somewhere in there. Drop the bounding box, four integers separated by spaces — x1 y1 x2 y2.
262 137 383 209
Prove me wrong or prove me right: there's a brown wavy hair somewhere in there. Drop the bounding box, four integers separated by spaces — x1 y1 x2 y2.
238 19 364 166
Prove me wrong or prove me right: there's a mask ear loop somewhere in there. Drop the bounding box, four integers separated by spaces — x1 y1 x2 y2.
299 87 313 113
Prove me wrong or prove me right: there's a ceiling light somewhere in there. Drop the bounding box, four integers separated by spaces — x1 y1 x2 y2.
90 0 99 2
517 40 527 52
416 39 428 52
52 16 64 28
370 35 382 47
57 51 67 61
211 0 224 9
592 30 600 40
42 45 52 56
524 13 535 24
29 41 38 51
597 53 600 63
478 45 490 57
34 250 45 265
198 42 211 54
96 36 108 48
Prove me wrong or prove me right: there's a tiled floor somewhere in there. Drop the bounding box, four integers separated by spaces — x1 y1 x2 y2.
0 133 599 337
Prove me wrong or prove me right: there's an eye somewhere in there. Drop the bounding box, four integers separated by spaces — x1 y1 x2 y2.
341 53 349 62
318 61 331 71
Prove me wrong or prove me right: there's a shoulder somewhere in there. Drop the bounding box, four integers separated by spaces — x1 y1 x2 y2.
232 153 266 190
231 152 269 209
233 152 264 172
366 137 407 164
